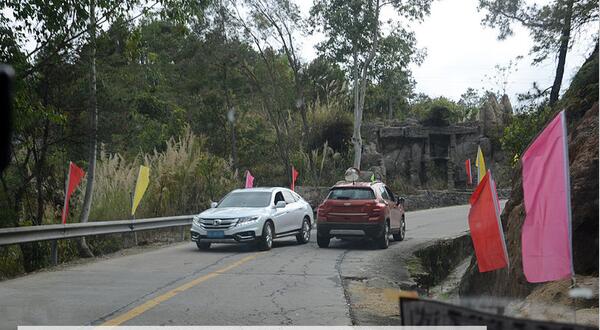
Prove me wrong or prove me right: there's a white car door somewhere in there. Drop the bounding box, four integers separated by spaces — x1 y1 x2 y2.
271 190 292 234
282 190 303 231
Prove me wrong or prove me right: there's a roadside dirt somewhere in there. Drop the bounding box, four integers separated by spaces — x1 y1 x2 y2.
339 234 472 325
507 275 599 327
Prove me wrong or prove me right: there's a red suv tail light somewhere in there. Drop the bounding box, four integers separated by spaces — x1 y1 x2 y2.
368 202 386 217
317 203 329 221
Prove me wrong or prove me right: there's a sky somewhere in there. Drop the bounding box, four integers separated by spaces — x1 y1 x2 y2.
6 0 595 108
295 0 597 107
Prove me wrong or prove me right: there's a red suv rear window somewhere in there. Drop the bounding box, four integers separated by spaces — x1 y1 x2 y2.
327 188 375 200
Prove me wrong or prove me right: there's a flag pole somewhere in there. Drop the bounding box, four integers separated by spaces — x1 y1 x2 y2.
55 161 73 265
131 172 138 246
560 111 574 277
61 162 73 225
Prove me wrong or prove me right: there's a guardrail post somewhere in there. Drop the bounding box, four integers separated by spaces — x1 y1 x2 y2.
180 226 185 241
50 240 58 265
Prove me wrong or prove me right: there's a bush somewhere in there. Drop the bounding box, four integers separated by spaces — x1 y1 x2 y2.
410 96 470 125
307 101 353 153
501 106 553 165
293 101 353 186
421 104 452 126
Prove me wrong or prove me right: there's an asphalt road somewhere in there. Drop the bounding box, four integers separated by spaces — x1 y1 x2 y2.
0 203 499 329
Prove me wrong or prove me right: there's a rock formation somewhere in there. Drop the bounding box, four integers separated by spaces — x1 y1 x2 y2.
360 96 511 189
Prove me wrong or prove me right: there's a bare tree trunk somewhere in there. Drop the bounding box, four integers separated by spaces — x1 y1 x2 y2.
223 49 238 172
351 0 380 169
78 0 97 258
219 1 238 172
351 52 362 169
549 0 573 106
298 90 315 177
35 118 50 226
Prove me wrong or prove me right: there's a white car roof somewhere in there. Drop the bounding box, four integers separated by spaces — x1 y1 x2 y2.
230 187 288 193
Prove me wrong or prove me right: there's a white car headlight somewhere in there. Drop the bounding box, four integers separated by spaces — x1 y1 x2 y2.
193 216 201 225
236 216 260 226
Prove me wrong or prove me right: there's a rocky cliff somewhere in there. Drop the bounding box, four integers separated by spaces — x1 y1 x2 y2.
459 44 599 298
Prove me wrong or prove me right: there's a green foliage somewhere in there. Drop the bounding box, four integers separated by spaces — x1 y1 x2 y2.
409 96 473 125
307 101 353 152
556 43 599 118
479 0 598 62
457 88 483 121
306 56 348 107
502 44 599 163
501 106 554 164
310 0 432 149
0 246 24 279
310 0 431 68
290 101 354 186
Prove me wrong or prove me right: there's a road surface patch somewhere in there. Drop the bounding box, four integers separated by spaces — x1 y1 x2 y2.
102 253 259 326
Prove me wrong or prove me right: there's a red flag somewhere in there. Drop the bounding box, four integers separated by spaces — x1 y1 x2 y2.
245 170 254 188
61 162 85 224
521 110 573 282
291 166 299 191
465 159 472 185
468 170 508 272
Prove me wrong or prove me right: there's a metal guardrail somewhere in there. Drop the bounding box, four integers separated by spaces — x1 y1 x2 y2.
0 215 194 246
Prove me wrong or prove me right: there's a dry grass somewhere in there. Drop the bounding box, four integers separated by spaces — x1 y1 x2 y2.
81 127 237 222
0 128 237 279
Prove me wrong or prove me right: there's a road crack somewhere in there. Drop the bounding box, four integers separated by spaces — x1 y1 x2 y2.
334 249 357 325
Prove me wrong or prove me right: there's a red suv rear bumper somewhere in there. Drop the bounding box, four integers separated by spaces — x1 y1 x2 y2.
317 221 385 239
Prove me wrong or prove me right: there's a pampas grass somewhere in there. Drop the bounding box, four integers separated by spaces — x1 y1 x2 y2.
75 127 236 222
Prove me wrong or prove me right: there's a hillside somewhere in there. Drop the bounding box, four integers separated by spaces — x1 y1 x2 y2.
459 43 599 301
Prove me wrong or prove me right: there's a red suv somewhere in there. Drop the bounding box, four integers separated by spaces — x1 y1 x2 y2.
316 181 406 249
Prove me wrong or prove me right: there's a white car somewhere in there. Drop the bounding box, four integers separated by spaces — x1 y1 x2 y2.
191 187 314 251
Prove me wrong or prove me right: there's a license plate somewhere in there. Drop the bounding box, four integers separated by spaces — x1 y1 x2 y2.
207 231 225 238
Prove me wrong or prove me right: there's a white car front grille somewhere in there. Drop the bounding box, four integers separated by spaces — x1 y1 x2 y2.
200 218 237 230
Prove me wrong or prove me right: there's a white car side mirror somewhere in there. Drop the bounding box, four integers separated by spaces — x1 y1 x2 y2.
275 201 286 208
210 202 218 208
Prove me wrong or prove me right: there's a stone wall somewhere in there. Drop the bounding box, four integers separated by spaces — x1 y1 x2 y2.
295 186 510 211
360 95 512 190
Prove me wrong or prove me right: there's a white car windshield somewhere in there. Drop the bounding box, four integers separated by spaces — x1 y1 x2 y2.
218 191 272 208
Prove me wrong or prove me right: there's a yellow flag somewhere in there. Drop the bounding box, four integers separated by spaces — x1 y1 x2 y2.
476 146 486 184
131 165 150 216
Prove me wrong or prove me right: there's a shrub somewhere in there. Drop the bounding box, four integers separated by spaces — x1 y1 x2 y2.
307 100 353 153
501 106 553 165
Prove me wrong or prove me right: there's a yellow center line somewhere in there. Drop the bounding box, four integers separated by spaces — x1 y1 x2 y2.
102 253 259 326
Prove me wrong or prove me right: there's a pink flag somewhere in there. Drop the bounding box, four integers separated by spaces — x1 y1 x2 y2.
468 170 509 272
521 110 573 283
62 162 86 224
291 166 299 191
245 170 254 188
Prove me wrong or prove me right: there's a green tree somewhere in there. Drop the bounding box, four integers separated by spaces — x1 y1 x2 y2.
229 1 302 184
305 56 347 109
478 0 598 105
310 0 432 168
458 88 484 122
